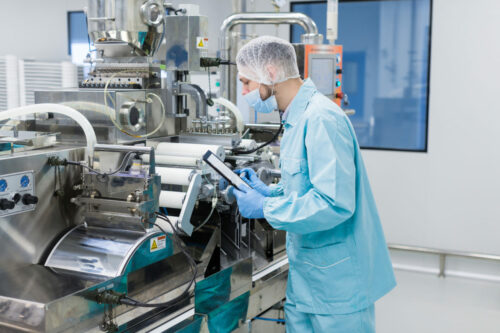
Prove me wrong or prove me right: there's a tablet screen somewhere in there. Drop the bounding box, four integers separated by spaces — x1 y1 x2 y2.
203 151 251 191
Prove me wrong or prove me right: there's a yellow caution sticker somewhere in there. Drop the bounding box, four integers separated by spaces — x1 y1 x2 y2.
150 235 166 252
196 37 209 50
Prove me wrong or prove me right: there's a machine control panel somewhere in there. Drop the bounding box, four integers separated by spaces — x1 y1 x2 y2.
0 171 37 217
293 44 344 107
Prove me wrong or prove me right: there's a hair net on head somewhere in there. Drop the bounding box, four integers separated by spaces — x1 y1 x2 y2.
236 36 300 85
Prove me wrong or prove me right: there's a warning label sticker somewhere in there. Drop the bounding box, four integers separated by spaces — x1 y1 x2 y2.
196 37 209 49
150 235 166 253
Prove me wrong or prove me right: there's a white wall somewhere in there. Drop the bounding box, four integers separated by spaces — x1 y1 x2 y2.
1 0 86 61
356 1 500 331
362 0 500 254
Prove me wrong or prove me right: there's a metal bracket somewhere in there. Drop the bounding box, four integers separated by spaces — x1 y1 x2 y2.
87 17 116 21
171 82 208 119
177 173 202 236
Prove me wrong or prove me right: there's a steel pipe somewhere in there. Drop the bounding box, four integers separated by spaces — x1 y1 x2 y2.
219 12 321 102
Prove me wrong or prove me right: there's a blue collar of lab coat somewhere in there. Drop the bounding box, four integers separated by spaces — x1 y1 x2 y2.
283 78 317 127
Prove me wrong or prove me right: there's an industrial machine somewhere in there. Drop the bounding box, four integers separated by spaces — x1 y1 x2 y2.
0 2 340 332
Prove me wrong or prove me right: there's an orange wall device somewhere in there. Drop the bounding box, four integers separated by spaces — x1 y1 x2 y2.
293 44 343 107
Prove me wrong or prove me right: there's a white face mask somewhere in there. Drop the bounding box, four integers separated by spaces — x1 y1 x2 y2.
243 86 278 114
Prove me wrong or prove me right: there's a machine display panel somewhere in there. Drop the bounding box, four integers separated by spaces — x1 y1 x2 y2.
310 57 336 96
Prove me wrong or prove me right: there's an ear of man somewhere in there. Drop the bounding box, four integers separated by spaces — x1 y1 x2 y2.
266 64 278 83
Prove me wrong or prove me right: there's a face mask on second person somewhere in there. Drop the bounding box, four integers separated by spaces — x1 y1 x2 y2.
243 85 277 114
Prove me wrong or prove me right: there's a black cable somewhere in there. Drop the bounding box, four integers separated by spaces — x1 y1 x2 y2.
232 112 284 155
120 214 197 309
155 214 197 284
218 60 236 66
65 151 136 178
155 214 198 280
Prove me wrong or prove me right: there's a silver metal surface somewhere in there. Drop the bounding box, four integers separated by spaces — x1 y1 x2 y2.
301 33 324 44
34 89 148 143
246 253 289 324
389 243 500 279
0 3 294 332
0 146 84 267
252 255 288 282
0 248 198 332
164 15 209 71
86 0 164 56
140 0 164 26
219 12 322 102
147 308 195 333
257 167 281 185
75 144 161 231
247 263 288 320
35 86 173 143
176 83 208 119
45 225 159 278
0 130 57 151
244 123 281 130
388 243 500 262
251 221 286 264
0 264 107 332
119 100 146 132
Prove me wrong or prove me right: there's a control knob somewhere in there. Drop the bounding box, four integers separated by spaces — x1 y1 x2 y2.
22 194 38 205
0 199 15 210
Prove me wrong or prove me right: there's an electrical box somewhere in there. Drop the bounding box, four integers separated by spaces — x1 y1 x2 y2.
293 44 344 106
164 15 209 72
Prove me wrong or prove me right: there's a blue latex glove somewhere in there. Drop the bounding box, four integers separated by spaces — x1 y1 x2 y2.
219 177 230 191
232 185 266 219
234 168 271 197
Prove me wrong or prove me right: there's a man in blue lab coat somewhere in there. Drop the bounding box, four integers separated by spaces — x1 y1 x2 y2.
232 36 396 332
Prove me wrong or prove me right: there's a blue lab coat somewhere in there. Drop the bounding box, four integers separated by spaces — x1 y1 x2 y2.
263 79 396 316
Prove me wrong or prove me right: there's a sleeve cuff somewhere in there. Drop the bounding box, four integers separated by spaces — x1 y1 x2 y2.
268 184 284 197
263 196 280 228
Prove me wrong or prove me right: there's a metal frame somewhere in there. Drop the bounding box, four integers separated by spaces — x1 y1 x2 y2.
219 12 321 103
388 243 500 278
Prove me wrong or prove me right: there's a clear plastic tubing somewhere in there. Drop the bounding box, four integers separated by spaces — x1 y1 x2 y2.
213 97 245 134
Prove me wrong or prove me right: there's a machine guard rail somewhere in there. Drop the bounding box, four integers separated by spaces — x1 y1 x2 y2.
388 243 500 279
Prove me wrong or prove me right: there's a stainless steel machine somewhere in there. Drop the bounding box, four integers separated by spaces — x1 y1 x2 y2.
0 2 333 332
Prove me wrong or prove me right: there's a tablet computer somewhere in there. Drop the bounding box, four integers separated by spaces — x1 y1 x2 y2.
202 150 251 191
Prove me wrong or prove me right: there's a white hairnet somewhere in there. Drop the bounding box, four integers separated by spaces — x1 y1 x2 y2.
236 36 300 85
